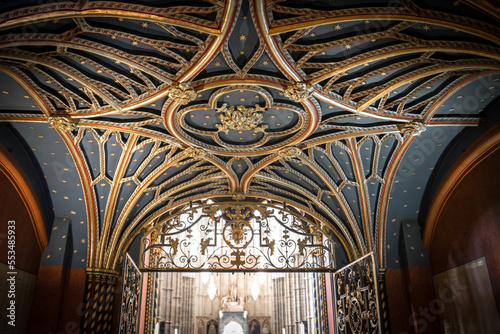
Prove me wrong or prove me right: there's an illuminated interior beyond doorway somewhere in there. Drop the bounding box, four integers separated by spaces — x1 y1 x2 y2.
153 271 329 334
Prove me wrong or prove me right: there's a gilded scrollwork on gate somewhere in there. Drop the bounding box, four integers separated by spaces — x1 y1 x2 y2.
140 200 335 271
119 253 142 334
334 253 381 334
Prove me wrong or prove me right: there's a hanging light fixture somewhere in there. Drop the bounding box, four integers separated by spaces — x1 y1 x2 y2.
201 272 210 285
251 275 260 301
208 274 216 300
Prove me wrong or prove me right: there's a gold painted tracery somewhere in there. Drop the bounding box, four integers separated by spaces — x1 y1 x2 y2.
0 0 498 272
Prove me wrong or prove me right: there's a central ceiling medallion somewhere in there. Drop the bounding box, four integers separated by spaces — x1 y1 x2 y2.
167 85 319 156
216 104 268 134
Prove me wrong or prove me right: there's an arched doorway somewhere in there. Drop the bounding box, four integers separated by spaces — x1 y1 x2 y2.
222 321 243 334
220 311 247 334
135 199 382 334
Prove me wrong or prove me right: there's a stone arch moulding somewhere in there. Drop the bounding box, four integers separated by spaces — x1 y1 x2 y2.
423 123 500 249
0 143 47 252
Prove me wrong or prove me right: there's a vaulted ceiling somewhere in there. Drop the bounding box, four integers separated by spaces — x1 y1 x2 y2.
1 0 499 271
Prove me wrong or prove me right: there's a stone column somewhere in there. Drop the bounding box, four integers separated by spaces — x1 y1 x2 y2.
80 269 120 333
378 269 392 334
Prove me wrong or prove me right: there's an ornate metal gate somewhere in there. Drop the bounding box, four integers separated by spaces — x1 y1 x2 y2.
333 253 381 334
140 200 335 272
119 253 142 334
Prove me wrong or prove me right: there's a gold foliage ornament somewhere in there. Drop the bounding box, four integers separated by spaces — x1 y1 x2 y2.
397 120 426 137
277 146 302 158
283 82 314 102
232 191 246 201
168 82 197 105
47 114 76 131
184 146 206 158
216 103 268 134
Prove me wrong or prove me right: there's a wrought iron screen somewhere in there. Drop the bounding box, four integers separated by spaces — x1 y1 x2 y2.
140 201 335 272
334 252 381 334
119 253 142 334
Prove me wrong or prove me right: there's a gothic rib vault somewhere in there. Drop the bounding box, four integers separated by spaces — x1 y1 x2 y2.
0 0 499 273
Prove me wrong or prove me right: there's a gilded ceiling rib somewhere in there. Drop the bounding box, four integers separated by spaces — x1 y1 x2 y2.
177 0 237 82
0 67 52 117
254 164 363 251
96 134 138 268
248 176 362 258
0 2 223 35
306 43 500 86
59 129 100 267
347 138 374 252
252 0 303 82
0 0 498 272
422 71 496 123
0 51 123 111
164 81 320 156
222 0 266 76
0 35 177 81
284 147 367 254
375 135 414 267
356 62 500 112
267 6 500 45
102 150 232 268
107 179 231 269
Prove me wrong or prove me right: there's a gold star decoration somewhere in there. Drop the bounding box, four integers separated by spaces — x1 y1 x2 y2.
421 24 431 31
239 34 248 41
333 24 342 31
239 50 246 55
141 22 149 28
131 40 139 46
310 32 316 37
262 60 269 66
214 61 222 67
344 44 352 50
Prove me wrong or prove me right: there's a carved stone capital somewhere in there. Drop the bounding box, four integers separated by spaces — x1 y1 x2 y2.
283 82 314 102
184 146 206 158
277 146 302 158
47 114 76 131
168 82 197 105
398 121 426 137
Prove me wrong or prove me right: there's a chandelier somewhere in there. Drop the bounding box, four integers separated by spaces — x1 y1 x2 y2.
207 274 216 301
251 275 260 301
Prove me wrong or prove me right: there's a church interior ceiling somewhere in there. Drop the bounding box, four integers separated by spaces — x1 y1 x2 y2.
0 0 499 271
